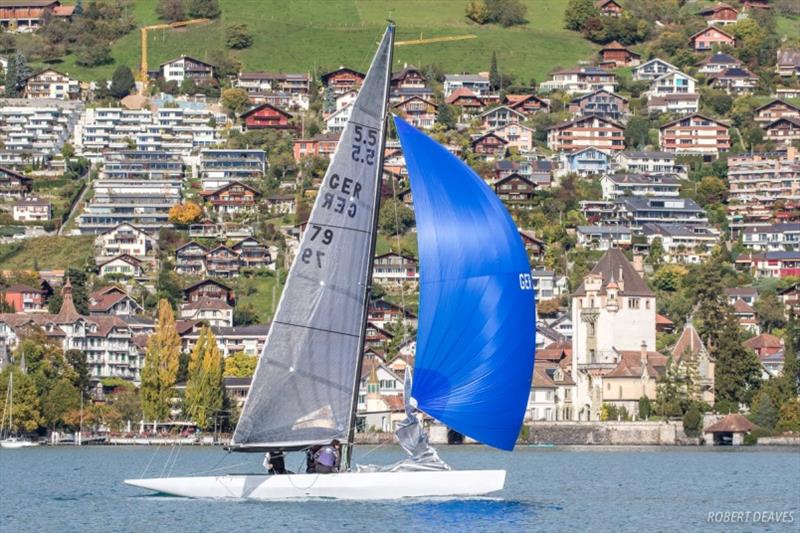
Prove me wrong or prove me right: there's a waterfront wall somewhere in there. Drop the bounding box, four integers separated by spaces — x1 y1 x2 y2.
520 421 690 446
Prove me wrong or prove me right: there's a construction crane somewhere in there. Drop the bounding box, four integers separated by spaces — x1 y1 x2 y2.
140 18 211 94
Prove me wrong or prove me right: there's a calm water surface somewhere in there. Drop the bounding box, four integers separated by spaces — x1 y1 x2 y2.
1 445 798 532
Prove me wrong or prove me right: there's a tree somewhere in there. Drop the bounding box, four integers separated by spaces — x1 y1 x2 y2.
75 38 112 66
638 395 651 419
61 142 75 162
691 256 730 349
465 0 489 24
65 349 91 396
141 299 181 422
693 176 728 208
220 88 251 116
713 312 762 407
187 0 221 19
109 386 142 427
378 198 415 235
233 303 260 326
0 366 43 432
224 351 258 377
489 51 500 91
74 0 84 16
750 391 778 430
4 52 32 97
156 0 185 22
624 116 650 149
564 0 600 31
778 312 800 403
110 65 135 99
754 291 786 333
776 398 800 433
184 327 224 429
168 201 203 226
487 0 527 27
682 405 702 436
225 23 253 50
42 378 81 430
436 103 457 130
648 237 665 267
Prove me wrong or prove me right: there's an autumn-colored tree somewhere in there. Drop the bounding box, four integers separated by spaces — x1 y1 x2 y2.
168 201 203 226
221 88 251 116
0 366 43 432
223 351 258 377
184 327 224 429
141 299 181 422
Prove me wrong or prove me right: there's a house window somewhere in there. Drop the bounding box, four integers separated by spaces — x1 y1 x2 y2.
628 298 640 309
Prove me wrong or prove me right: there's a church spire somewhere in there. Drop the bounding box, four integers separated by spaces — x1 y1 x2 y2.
55 275 81 323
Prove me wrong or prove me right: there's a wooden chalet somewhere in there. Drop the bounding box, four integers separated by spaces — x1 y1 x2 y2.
183 279 235 306
599 41 641 67
505 94 549 115
494 173 537 204
200 181 260 215
390 65 426 90
321 67 365 94
754 99 800 124
392 96 438 130
698 2 739 26
471 132 509 159
595 0 623 17
240 103 293 130
0 166 32 198
445 87 486 114
764 117 800 145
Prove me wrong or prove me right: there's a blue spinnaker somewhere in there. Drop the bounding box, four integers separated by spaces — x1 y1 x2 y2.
394 116 536 451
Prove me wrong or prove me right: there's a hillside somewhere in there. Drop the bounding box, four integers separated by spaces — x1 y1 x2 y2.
50 0 594 84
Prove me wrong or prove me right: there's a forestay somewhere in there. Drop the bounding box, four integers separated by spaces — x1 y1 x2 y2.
231 27 394 451
394 117 536 451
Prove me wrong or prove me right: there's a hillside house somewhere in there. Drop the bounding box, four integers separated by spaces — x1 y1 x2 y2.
324 104 353 134
506 94 549 115
392 97 437 130
232 237 271 269
199 149 266 189
599 41 641 67
632 58 678 81
489 123 535 153
292 133 339 161
648 70 697 98
235 72 310 95
183 279 235 306
540 67 617 95
89 286 142 317
595 0 622 16
12 197 50 221
160 56 214 84
443 74 491 97
698 3 739 25
709 67 758 95
98 254 144 279
175 242 209 276
445 87 486 116
321 67 365 94
240 103 293 130
471 132 508 159
519 229 546 262
94 223 156 263
265 194 295 215
776 48 800 78
754 100 800 124
569 90 629 121
616 151 684 175
0 1 73 30
764 118 800 145
372 253 419 288
23 69 80 100
558 147 612 177
690 27 735 51
0 166 32 198
576 225 632 250
367 298 417 330
180 298 233 327
205 245 240 279
697 52 742 75
647 93 701 115
618 196 709 228
479 105 525 129
200 181 260 215
742 224 800 252
494 173 537 204
0 284 44 313
547 115 625 153
600 174 681 200
640 224 718 264
391 65 426 90
659 113 731 158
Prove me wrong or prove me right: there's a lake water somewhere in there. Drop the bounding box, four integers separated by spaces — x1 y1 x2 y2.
1 445 798 532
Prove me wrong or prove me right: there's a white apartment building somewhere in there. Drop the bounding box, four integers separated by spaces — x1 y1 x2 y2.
600 173 681 200
742 224 800 252
199 149 266 189
615 151 685 176
12 197 51 221
325 104 353 133
94 223 158 262
443 74 491 97
646 71 699 113
23 69 80 100
0 99 82 167
632 58 678 81
77 180 182 234
539 67 617 95
640 224 719 264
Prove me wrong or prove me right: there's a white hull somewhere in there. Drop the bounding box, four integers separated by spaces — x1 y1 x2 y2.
0 439 39 449
125 469 505 500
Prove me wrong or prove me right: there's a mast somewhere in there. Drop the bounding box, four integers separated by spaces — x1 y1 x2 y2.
344 22 395 471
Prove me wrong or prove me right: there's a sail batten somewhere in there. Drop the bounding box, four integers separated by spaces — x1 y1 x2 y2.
394 117 536 452
231 26 394 450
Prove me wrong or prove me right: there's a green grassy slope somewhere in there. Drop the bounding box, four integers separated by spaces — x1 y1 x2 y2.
47 0 593 83
0 235 95 270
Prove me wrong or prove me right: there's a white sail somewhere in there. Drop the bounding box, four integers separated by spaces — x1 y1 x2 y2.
231 26 394 451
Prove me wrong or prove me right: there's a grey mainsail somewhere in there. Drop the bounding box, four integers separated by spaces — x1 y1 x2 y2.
231 25 394 451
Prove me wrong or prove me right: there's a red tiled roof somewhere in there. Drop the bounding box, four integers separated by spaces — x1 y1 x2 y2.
705 413 756 433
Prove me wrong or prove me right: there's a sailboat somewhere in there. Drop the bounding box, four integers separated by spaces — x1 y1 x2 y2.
1 371 40 449
125 22 535 500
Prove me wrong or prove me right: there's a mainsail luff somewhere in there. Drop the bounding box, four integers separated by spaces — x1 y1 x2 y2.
230 26 394 451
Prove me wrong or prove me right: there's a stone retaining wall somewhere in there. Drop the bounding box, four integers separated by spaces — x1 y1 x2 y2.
520 421 687 445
